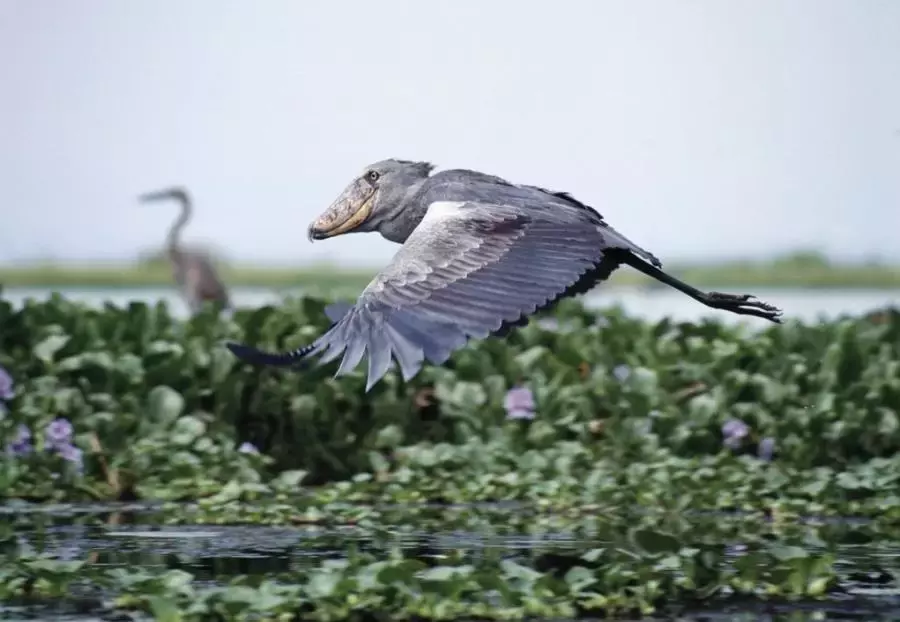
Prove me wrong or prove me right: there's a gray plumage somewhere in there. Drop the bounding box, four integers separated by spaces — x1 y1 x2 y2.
139 186 231 314
227 159 782 390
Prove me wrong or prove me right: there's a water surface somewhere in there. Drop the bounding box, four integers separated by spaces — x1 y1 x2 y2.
4 286 899 324
2 503 899 621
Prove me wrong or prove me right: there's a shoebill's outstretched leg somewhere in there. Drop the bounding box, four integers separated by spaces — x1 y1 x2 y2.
620 254 783 323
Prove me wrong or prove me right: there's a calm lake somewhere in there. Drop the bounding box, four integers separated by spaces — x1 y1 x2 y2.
3 286 899 324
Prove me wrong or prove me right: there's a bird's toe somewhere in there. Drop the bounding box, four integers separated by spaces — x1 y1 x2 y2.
708 292 752 303
706 291 783 323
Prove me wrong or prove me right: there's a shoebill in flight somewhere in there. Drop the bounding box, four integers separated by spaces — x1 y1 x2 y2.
226 159 782 390
139 186 231 314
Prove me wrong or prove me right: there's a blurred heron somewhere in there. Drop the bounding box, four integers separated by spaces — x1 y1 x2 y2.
139 186 231 313
227 159 782 390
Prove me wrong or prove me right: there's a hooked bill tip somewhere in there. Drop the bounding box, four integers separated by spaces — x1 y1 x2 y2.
307 224 325 242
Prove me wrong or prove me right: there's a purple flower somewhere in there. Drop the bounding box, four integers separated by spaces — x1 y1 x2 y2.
722 418 750 450
6 424 32 456
504 386 535 420
613 365 631 382
758 437 776 461
13 424 30 444
8 443 31 456
57 443 84 473
45 418 74 450
238 442 259 454
0 366 13 401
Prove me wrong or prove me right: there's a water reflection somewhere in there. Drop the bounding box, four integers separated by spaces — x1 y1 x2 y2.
1 503 899 621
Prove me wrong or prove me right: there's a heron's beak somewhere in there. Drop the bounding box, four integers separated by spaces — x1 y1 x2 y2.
307 178 376 241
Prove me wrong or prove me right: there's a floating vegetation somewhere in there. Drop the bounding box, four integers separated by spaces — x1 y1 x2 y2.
0 293 899 619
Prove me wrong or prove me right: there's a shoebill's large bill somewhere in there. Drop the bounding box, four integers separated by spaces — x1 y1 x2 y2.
227 159 782 390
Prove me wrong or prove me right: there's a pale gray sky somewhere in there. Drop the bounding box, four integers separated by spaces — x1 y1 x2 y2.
1 0 898 267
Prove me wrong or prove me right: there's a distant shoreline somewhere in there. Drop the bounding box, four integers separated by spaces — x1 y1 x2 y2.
0 260 898 290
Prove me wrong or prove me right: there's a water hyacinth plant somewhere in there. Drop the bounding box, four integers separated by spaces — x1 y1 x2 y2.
613 364 632 382
53 442 84 474
721 418 777 462
758 436 776 461
44 417 74 450
1 368 82 473
0 365 13 402
44 418 83 474
4 417 83 475
721 418 750 450
0 293 898 618
6 424 32 456
0 367 24 455
238 442 259 454
0 365 12 421
504 386 535 420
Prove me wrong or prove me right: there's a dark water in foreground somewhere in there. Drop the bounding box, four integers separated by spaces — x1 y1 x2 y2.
1 503 899 621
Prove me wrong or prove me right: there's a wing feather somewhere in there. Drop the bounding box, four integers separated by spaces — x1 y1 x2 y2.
226 199 630 389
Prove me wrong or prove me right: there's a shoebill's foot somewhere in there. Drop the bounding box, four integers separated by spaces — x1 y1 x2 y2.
704 292 783 323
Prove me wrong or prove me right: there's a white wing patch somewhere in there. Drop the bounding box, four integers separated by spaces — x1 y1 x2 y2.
421 200 468 225
362 201 476 298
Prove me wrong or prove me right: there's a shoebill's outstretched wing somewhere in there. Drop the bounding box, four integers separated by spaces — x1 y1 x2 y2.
226 199 655 390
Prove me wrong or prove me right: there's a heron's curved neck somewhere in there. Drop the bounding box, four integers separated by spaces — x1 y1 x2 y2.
376 179 432 243
166 196 193 255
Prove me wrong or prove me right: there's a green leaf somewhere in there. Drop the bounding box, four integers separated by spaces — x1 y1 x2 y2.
374 424 404 449
418 565 474 582
306 571 341 599
564 566 597 592
500 559 543 583
208 479 243 503
270 469 308 490
514 346 548 370
808 576 832 596
369 451 390 474
56 351 115 372
220 585 259 605
146 386 185 426
448 382 487 409
33 335 70 364
581 548 606 563
209 346 234 384
172 415 206 443
768 544 809 562
147 596 182 622
629 528 681 555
